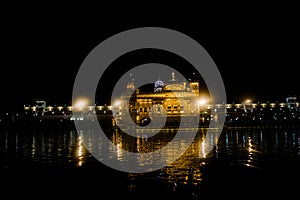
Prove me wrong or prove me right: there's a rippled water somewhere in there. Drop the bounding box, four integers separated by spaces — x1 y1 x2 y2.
1 127 300 198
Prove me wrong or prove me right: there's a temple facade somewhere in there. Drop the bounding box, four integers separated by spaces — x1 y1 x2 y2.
118 72 205 124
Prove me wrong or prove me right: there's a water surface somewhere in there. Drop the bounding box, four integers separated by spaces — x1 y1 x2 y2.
1 126 300 198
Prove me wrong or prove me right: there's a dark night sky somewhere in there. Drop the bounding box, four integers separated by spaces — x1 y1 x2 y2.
1 9 299 112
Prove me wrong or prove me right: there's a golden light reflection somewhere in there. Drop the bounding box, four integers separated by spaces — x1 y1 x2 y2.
247 136 253 166
199 135 207 158
248 137 253 154
31 134 36 158
77 136 84 167
116 142 123 161
112 131 123 161
136 137 140 153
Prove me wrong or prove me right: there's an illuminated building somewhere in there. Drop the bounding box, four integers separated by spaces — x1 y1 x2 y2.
116 72 208 125
15 74 299 127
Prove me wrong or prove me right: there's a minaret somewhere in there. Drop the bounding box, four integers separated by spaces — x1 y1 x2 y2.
126 73 135 90
189 72 200 95
170 72 176 82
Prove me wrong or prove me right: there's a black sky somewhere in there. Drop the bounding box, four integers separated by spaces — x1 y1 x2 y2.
1 10 299 112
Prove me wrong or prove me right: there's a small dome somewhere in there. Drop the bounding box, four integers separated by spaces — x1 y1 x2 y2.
155 80 164 88
154 79 164 93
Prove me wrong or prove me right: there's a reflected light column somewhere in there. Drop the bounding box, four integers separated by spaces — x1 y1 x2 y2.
77 136 84 167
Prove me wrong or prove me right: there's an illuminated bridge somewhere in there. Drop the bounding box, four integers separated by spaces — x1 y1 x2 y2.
2 96 295 128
